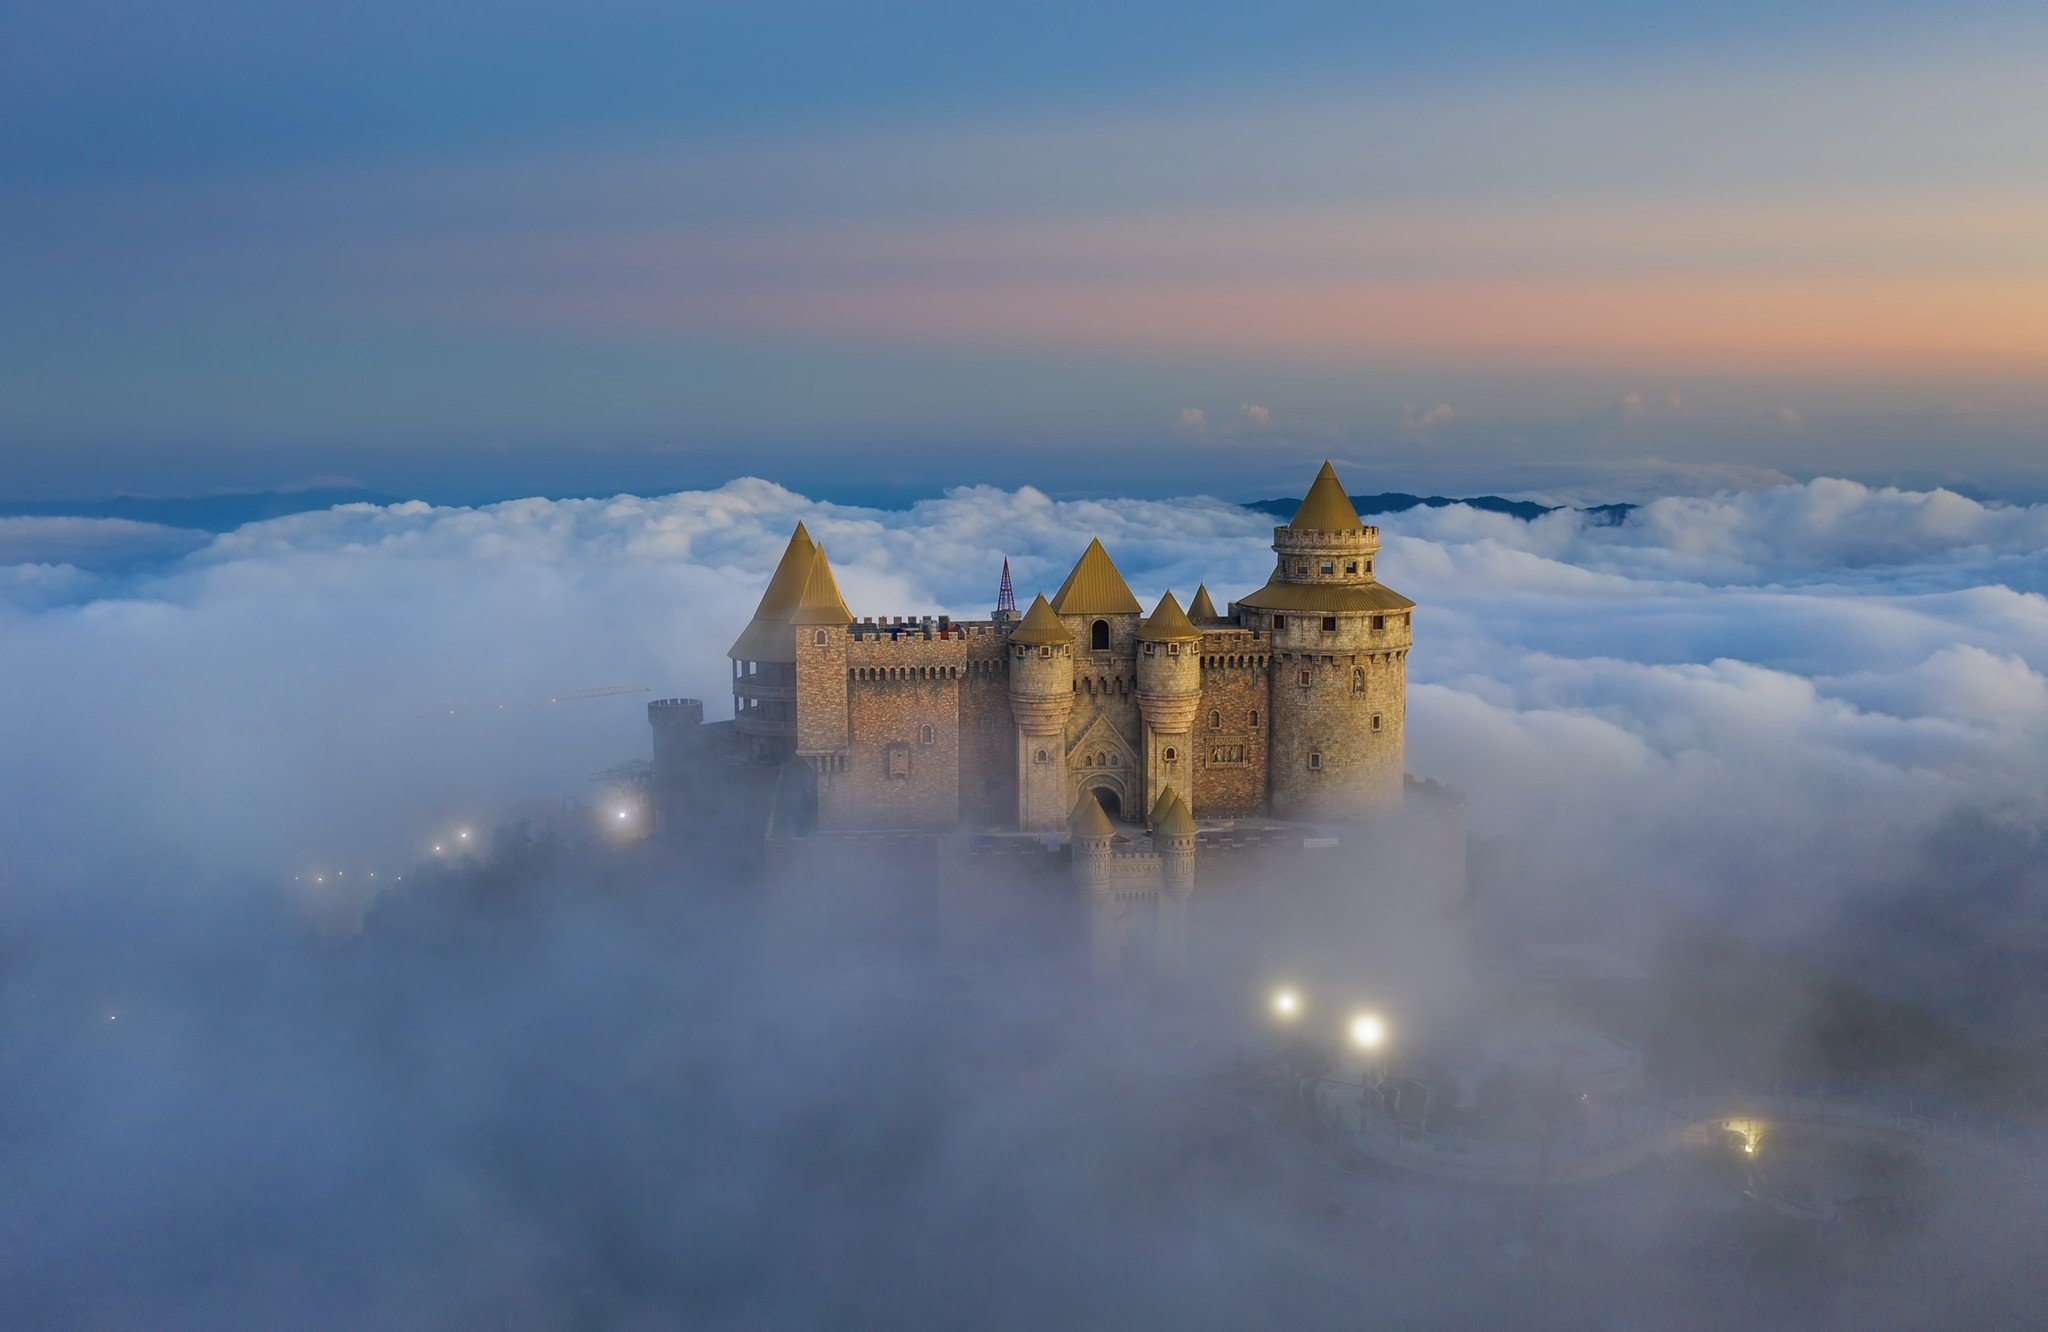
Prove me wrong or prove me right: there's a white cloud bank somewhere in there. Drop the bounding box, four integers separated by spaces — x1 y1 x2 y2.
2 476 2044 1019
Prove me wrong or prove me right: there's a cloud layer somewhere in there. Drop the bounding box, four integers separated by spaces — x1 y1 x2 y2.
3 477 2044 1004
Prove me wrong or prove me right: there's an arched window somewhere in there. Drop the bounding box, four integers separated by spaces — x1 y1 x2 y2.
1109 752 1120 766
814 629 828 646
1164 747 1177 763
1083 754 1094 768
1091 619 1110 651
1209 709 1221 729
1035 748 1050 763
1249 709 1260 728
919 723 935 745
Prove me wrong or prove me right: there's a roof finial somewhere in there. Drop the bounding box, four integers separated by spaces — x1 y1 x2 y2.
995 557 1018 618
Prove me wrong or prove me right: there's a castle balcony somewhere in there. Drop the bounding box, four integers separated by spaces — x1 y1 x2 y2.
735 711 796 738
733 677 797 703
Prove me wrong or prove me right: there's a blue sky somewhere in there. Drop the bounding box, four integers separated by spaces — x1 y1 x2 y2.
3 1 2044 503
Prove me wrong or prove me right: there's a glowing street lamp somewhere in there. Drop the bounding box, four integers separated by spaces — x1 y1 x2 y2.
1270 987 1303 1021
1349 1012 1387 1051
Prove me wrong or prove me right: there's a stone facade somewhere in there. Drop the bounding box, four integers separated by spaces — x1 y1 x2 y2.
698 461 1414 837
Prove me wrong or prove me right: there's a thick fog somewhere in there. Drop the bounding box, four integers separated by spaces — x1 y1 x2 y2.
2 477 2044 1325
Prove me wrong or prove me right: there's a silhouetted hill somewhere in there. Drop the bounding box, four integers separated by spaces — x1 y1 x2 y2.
1246 492 1634 525
0 487 405 532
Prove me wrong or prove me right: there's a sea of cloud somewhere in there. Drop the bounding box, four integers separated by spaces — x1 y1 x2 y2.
2 476 2045 1020
5 474 2047 1323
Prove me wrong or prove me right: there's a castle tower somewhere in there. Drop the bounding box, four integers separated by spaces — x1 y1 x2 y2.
727 523 817 764
1007 593 1076 832
1232 461 1414 821
1067 789 1122 971
1050 539 1143 819
1150 787 1198 972
1135 590 1202 819
993 558 1018 623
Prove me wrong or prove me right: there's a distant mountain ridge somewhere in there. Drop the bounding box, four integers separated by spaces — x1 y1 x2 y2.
1245 492 1635 525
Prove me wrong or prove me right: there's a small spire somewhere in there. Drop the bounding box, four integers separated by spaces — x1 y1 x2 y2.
789 546 854 624
1288 460 1364 532
1008 593 1072 645
1068 789 1116 838
1151 788 1197 837
1187 584 1218 620
995 557 1018 616
1136 589 1200 641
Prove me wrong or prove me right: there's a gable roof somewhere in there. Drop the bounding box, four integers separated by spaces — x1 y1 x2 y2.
1050 538 1141 616
1007 592 1072 645
1136 589 1200 641
1289 461 1365 532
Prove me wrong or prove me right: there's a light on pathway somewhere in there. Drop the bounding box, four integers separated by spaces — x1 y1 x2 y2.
1349 1012 1387 1051
1271 987 1302 1020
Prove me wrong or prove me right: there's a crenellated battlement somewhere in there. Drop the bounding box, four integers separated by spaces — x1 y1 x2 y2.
1272 524 1378 550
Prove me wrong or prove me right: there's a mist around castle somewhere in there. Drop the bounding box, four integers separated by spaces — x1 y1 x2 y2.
3 458 2045 1329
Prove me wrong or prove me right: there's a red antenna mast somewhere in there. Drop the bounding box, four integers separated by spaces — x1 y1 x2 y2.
995 558 1018 617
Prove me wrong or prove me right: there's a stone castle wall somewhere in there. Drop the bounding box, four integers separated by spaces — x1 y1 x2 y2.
1193 631 1272 817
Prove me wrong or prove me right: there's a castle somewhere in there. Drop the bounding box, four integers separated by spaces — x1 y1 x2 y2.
652 461 1434 967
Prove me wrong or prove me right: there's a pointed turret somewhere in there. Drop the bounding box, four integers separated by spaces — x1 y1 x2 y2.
1068 788 1117 839
1187 584 1219 621
789 546 854 625
1137 590 1200 641
1288 460 1364 532
1152 787 1197 838
729 523 818 662
1008 592 1072 646
1050 538 1141 615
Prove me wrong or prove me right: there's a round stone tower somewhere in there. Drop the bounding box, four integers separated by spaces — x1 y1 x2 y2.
1067 789 1120 970
1007 592 1076 832
1151 787 1198 972
1233 461 1414 822
1135 589 1202 819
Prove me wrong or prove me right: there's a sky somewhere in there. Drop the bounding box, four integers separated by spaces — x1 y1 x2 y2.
3 1 2046 504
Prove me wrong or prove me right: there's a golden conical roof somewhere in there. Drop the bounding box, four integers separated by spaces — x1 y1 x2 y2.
1050 538 1141 615
788 546 854 625
1008 592 1072 645
1152 787 1197 837
1068 788 1116 838
1187 584 1219 620
728 523 818 661
1136 589 1200 641
1288 461 1364 532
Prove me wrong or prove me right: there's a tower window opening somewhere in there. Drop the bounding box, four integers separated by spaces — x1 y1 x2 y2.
1308 751 1322 771
1273 615 1287 631
1164 747 1177 763
1372 614 1386 632
1366 559 1374 574
1345 560 1358 574
1110 752 1120 766
1035 749 1050 763
1091 619 1110 650
1321 616 1337 632
1299 669 1312 687
1249 709 1259 728
1168 642 1180 655
1143 642 1154 656
1040 645 1052 658
814 629 828 646
1210 709 1222 729
1084 754 1094 768
920 724 934 745
1372 713 1384 732
1320 561 1334 574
